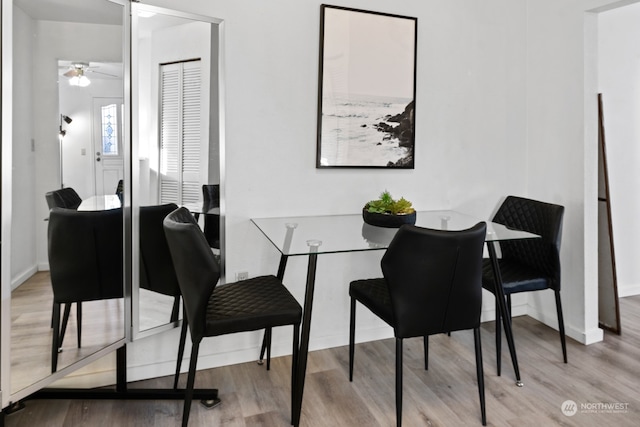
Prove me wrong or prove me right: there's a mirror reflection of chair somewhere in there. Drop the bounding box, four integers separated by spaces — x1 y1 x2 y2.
45 187 83 210
47 207 124 372
139 203 181 323
349 223 488 427
163 207 302 427
482 196 566 373
202 184 220 249
44 187 83 333
115 179 124 204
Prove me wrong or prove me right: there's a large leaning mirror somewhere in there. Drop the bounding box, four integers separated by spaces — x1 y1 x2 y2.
5 0 127 400
131 4 225 338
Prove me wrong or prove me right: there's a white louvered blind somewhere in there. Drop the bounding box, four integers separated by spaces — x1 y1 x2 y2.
159 60 202 205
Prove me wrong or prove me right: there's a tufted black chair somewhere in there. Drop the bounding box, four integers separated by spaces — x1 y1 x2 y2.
48 207 124 372
482 196 566 374
202 184 220 249
139 203 181 323
349 222 487 427
45 187 83 210
163 207 302 427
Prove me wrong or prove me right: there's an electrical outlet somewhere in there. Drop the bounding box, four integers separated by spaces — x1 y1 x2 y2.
236 271 249 281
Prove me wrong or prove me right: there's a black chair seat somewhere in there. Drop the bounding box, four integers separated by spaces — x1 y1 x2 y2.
482 259 548 294
349 278 393 326
206 275 302 336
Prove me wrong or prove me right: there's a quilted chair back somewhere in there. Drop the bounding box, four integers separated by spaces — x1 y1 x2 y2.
492 196 564 291
45 187 83 210
163 207 221 343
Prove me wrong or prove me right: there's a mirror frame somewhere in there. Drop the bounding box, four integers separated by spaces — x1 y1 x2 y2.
1 0 11 407
1 0 131 407
130 3 226 340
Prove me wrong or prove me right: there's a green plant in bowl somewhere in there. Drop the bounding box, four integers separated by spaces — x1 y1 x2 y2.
365 190 415 215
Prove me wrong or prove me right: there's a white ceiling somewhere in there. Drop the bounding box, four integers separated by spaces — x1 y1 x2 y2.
14 0 123 25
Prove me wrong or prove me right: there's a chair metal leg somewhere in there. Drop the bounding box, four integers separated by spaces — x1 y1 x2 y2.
291 323 300 423
396 338 403 427
349 297 356 382
170 296 180 323
555 290 568 363
174 312 189 389
182 342 200 427
52 302 68 328
259 330 267 364
495 297 501 376
474 327 487 426
423 336 429 370
266 328 272 370
59 303 71 351
77 302 82 348
258 327 272 367
51 303 61 373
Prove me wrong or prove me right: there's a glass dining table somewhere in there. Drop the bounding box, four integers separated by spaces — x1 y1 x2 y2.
251 210 538 426
77 194 122 211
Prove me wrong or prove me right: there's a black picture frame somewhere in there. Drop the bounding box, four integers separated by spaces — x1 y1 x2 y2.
316 5 417 169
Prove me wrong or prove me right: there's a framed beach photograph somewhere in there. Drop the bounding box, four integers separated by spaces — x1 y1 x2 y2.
316 5 417 168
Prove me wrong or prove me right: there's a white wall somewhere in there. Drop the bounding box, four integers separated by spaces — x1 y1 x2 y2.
10 6 37 289
137 20 212 205
28 21 122 270
9 0 635 387
598 3 640 297
121 0 584 384
59 77 124 198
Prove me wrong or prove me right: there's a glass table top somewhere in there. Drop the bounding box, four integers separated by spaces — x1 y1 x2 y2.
183 203 220 215
251 210 539 256
78 194 122 211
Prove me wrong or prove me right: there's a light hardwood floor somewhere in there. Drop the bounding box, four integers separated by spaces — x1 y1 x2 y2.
5 295 640 426
10 272 178 393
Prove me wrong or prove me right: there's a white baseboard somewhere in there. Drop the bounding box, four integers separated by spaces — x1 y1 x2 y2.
11 265 38 291
618 284 640 298
527 304 603 345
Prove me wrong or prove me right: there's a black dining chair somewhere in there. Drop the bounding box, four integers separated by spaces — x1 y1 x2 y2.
202 184 220 249
163 207 302 427
48 207 124 372
45 187 83 331
45 187 82 210
349 222 488 427
482 196 566 374
139 203 181 323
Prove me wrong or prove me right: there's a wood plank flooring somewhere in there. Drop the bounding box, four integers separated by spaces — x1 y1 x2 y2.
10 272 177 394
5 295 640 426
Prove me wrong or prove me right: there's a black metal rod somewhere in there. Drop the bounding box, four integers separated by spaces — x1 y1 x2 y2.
30 387 218 401
292 253 318 426
487 242 522 384
276 254 289 281
26 344 218 403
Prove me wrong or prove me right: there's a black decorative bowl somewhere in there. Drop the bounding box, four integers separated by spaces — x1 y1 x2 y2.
362 208 417 228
